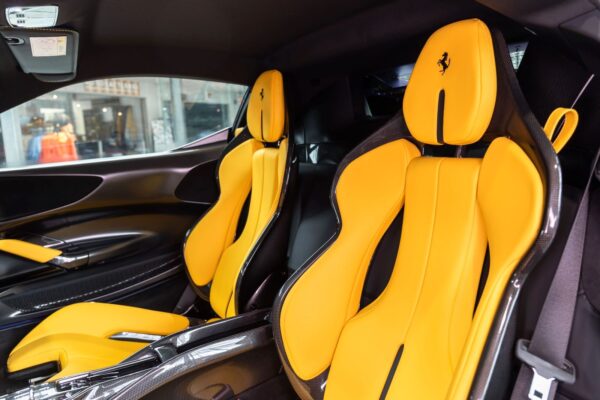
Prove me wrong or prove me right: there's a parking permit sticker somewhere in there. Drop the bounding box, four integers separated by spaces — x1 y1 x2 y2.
30 36 67 57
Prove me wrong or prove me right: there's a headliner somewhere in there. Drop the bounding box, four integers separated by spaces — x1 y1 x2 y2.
0 0 523 111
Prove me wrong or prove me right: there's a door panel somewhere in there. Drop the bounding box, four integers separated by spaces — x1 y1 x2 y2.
0 141 226 383
0 176 103 222
0 142 224 230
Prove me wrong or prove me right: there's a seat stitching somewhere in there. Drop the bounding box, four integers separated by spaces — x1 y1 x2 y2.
12 259 177 313
384 158 442 392
446 164 481 373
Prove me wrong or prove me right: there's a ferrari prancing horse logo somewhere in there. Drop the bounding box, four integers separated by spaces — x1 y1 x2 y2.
438 52 451 75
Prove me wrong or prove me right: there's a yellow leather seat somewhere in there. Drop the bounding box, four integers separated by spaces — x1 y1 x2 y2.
7 70 292 381
8 303 188 380
273 19 559 399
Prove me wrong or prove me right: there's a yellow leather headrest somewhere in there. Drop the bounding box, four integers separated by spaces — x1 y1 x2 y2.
403 19 497 145
247 70 285 143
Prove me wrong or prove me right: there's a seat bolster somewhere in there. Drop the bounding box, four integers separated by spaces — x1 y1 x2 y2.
277 139 419 381
8 302 189 378
12 303 189 354
184 137 263 287
210 140 288 318
448 137 544 398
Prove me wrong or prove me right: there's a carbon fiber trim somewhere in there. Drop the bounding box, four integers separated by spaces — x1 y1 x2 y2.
75 371 147 400
469 29 561 398
110 326 272 400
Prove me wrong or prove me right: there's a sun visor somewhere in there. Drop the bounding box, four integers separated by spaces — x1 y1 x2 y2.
0 28 79 82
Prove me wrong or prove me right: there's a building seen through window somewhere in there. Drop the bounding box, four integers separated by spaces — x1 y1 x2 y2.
0 77 247 168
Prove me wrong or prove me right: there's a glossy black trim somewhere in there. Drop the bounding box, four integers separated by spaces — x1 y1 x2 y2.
0 207 201 303
437 89 445 144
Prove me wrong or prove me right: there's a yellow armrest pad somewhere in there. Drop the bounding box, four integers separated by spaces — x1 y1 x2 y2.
0 239 62 263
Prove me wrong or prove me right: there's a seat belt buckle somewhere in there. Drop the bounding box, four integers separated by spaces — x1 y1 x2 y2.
528 368 555 400
515 339 576 400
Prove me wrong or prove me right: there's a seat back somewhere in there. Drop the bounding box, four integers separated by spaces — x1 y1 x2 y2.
273 20 560 399
184 70 293 318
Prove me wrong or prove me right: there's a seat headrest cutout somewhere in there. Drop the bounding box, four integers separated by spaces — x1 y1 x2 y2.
247 69 285 143
403 19 497 146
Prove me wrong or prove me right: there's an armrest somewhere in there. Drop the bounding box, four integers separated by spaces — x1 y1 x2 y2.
0 232 156 270
0 239 62 263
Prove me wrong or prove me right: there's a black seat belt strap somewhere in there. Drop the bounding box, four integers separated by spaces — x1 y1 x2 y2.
511 147 600 400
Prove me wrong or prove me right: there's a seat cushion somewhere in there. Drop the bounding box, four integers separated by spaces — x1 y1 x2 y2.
8 302 189 380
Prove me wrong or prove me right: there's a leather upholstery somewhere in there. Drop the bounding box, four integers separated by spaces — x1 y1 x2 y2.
8 303 188 381
247 70 285 143
210 139 289 317
186 69 287 296
274 19 549 400
185 135 263 286
279 138 419 379
0 239 62 263
324 139 543 399
404 19 496 146
449 137 543 398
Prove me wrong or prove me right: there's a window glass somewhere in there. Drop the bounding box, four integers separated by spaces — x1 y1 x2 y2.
0 77 247 168
0 125 4 168
508 42 528 69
